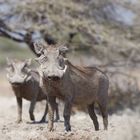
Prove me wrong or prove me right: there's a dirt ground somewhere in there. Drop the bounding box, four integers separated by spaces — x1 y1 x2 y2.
0 74 140 140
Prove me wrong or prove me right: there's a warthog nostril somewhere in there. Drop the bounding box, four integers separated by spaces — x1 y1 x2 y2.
47 76 52 80
12 82 22 85
47 76 60 81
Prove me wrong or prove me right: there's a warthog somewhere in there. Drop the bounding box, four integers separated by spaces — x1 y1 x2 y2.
6 58 59 123
34 41 109 131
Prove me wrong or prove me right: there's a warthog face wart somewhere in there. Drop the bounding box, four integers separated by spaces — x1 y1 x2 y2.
34 41 68 81
6 58 32 85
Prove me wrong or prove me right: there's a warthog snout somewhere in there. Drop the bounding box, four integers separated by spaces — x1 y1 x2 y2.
7 74 27 84
47 76 60 81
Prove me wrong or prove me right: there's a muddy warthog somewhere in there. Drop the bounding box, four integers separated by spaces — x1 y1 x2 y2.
34 41 109 132
6 58 59 123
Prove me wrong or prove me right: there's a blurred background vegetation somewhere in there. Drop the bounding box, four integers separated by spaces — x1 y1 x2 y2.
0 0 140 114
0 37 34 66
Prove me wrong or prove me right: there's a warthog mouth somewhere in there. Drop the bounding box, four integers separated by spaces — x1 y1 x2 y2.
12 82 23 86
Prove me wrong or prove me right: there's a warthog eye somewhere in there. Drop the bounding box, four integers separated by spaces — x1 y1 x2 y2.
57 56 65 69
21 67 28 74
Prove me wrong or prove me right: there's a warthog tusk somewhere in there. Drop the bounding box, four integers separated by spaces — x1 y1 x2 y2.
6 73 10 79
26 75 32 81
24 75 27 79
58 65 67 77
39 70 44 78
63 65 67 73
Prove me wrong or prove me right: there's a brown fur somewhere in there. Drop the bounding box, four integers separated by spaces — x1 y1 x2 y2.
34 43 109 131
11 70 60 123
41 61 108 131
7 59 59 123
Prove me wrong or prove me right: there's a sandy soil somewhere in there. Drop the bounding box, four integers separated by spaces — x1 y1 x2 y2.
0 74 140 140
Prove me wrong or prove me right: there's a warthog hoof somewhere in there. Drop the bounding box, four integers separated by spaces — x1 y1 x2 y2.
47 126 54 132
65 126 71 132
104 127 108 130
39 118 46 123
95 127 99 131
54 118 60 122
16 119 22 124
30 114 35 121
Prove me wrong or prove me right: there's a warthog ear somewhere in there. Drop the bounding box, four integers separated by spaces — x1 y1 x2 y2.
34 57 39 62
6 57 13 66
6 58 14 72
25 59 32 66
59 46 69 55
33 40 44 55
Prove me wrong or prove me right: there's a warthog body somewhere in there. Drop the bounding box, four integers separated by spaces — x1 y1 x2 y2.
6 59 59 123
34 42 109 131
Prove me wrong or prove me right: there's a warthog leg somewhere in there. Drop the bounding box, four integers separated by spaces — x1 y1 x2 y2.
98 75 108 130
88 103 99 131
63 98 72 131
16 97 22 123
47 96 56 131
98 103 108 130
40 98 48 123
29 96 37 121
54 102 60 122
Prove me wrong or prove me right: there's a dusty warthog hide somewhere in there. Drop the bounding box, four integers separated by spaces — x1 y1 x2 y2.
6 58 59 123
34 41 109 131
